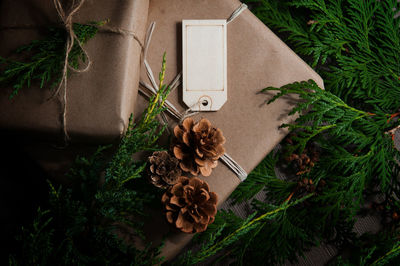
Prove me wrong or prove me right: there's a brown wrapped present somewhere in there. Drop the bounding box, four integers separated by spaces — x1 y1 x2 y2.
0 0 149 142
133 0 324 260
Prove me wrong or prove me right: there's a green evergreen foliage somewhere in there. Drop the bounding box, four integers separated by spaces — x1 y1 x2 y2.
0 22 100 99
8 208 54 265
371 241 400 266
264 80 400 196
175 0 400 264
244 0 400 113
230 153 281 204
173 194 313 265
334 234 400 265
9 0 400 265
9 54 170 265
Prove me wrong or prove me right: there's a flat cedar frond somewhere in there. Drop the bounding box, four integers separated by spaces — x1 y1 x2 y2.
0 22 99 99
230 152 280 204
9 208 54 265
260 78 400 264
173 194 313 266
265 79 400 192
246 0 400 113
371 241 400 266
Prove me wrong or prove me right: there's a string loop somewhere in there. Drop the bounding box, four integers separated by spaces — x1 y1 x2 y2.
138 3 249 181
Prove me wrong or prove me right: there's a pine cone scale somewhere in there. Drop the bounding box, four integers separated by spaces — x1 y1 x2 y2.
192 118 211 132
199 165 212 176
170 195 184 207
194 222 207 233
173 146 184 160
182 132 191 145
170 182 184 196
173 126 184 139
166 212 174 223
182 118 194 131
176 212 193 233
194 157 206 166
202 202 217 216
198 188 210 203
195 148 204 158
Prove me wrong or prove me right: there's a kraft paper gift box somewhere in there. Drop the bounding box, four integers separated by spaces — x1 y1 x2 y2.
0 0 149 143
133 0 325 260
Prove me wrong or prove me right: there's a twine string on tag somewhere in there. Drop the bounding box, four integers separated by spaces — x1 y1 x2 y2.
220 153 248 182
178 101 200 123
138 3 249 181
227 3 248 24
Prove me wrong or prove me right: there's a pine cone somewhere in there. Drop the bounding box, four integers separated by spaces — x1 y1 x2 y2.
298 178 316 193
148 151 181 189
284 138 320 175
161 176 218 233
173 118 225 176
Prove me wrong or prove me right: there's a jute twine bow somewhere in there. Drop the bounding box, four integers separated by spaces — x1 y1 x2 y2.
51 0 143 142
51 0 91 142
1 1 145 144
138 3 249 182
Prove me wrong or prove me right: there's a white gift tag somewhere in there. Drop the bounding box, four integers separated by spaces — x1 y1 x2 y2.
182 20 227 111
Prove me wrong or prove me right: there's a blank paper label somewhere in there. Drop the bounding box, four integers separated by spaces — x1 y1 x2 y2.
183 20 227 111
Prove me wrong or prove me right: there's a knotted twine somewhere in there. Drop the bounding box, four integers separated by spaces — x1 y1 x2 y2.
52 0 90 142
52 0 146 142
1 0 143 143
138 3 249 182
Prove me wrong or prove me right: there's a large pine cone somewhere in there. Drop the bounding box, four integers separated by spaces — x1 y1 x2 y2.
173 118 225 176
148 151 181 188
162 176 218 233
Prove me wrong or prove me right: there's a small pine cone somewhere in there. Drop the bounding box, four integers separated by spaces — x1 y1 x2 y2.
173 118 225 176
286 153 299 162
161 176 218 233
284 138 320 175
298 178 316 193
148 151 181 189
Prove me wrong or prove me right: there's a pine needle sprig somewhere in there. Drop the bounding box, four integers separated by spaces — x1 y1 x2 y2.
371 242 400 266
230 152 287 204
334 234 400 265
10 54 170 265
263 80 384 154
9 208 54 265
105 52 170 187
265 79 400 193
0 22 101 99
245 0 400 114
173 194 313 265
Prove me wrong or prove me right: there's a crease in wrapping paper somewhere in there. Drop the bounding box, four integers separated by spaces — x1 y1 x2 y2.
134 0 324 260
0 0 149 143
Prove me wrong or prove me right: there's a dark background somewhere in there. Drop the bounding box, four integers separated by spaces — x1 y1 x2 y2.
0 132 49 263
